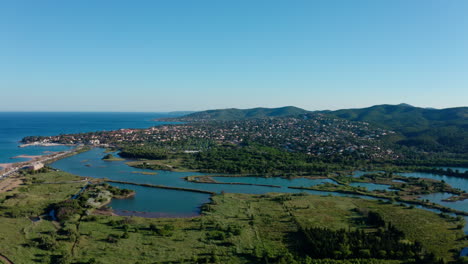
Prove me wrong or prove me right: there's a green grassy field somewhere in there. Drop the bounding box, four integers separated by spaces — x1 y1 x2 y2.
0 171 85 263
0 171 84 217
0 171 466 263
69 193 467 263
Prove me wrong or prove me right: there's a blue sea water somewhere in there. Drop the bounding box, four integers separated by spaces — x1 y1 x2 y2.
0 112 176 164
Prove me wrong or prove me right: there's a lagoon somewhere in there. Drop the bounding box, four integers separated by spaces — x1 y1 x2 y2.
51 148 374 216
51 148 468 222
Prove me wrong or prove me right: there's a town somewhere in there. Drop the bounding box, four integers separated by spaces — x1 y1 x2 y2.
21 113 398 160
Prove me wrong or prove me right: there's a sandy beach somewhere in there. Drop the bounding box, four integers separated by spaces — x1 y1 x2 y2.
11 154 44 160
18 142 66 148
1 146 83 179
0 163 14 170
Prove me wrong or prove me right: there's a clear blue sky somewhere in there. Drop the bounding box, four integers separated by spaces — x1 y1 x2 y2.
1 0 467 111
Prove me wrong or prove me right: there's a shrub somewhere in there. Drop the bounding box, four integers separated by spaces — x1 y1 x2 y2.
121 232 129 239
37 235 58 250
106 234 119 243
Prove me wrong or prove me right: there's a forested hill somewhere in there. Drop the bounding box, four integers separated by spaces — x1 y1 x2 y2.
327 104 468 128
163 103 468 153
166 106 309 121
327 104 468 153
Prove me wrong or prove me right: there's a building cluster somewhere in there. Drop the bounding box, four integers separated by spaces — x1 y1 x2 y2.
21 114 398 160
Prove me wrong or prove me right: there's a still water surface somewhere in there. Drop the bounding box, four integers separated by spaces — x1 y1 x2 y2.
51 149 375 216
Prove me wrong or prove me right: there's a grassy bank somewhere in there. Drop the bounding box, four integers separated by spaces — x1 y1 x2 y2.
101 154 125 162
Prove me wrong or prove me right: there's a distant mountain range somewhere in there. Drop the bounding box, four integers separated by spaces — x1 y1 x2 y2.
327 104 468 153
170 106 308 121
327 103 468 128
165 111 196 116
169 104 468 153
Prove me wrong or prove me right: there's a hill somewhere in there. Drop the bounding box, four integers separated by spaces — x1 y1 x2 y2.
166 106 309 121
163 103 468 154
327 104 468 153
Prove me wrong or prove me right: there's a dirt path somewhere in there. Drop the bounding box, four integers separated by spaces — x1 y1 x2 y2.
0 253 14 264
0 176 23 193
40 178 88 184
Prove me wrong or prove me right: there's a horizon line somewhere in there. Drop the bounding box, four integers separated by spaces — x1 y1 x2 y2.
0 103 467 113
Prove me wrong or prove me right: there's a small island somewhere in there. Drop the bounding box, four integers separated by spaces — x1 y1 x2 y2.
101 154 125 161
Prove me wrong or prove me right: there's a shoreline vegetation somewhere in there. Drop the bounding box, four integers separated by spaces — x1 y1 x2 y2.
104 179 217 195
184 173 468 217
288 186 468 217
130 171 158 175
101 153 125 161
121 147 468 181
185 175 282 188
442 193 468 202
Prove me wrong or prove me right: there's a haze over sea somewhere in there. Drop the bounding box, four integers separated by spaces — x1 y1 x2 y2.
0 112 175 164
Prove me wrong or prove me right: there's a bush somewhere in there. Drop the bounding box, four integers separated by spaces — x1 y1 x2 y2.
85 215 98 222
121 232 129 239
106 234 119 243
37 235 58 250
53 200 84 222
102 154 115 160
54 252 72 264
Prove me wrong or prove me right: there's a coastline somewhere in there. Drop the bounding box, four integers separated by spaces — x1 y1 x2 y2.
18 142 70 148
10 154 43 160
0 144 88 179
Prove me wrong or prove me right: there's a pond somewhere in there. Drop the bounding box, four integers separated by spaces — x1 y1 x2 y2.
109 183 211 218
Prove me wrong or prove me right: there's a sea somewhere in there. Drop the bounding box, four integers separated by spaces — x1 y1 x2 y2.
0 112 176 164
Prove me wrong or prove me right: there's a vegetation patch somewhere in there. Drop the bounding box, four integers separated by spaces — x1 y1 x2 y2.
101 154 125 161
130 171 158 175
